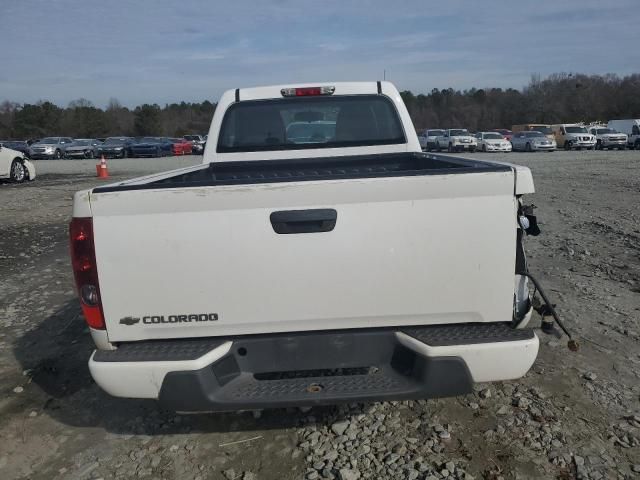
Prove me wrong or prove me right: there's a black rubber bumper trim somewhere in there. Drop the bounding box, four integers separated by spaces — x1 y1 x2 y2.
158 328 473 412
93 338 226 362
401 322 534 346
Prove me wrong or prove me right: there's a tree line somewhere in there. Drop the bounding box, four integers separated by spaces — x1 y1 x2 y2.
402 72 640 132
1 72 639 140
0 98 216 140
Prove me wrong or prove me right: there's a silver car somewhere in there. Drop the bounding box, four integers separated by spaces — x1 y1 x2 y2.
511 131 556 152
28 137 74 159
64 139 102 159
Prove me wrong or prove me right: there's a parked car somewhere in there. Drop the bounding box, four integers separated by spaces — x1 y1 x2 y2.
551 124 596 150
435 129 477 152
512 124 554 142
72 81 544 412
586 126 627 150
28 137 74 159
491 129 513 142
511 131 557 152
0 143 36 182
607 119 640 150
183 135 206 154
170 137 193 155
475 132 512 152
130 137 173 157
0 140 30 158
65 139 103 159
97 137 136 158
417 129 445 151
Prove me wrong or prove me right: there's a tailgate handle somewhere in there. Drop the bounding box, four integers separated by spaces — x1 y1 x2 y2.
270 209 337 234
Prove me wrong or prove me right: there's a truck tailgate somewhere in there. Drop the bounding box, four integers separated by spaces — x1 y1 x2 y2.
91 170 517 342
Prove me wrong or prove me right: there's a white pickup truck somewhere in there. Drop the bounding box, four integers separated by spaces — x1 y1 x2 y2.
70 82 541 412
435 129 478 152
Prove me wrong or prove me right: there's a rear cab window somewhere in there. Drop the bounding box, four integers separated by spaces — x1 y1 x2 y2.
217 95 406 153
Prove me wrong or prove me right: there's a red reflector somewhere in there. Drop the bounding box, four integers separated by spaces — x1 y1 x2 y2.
296 87 322 96
80 258 93 272
82 304 105 330
69 218 105 329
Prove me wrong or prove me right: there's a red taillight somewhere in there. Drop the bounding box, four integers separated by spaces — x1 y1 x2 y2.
69 217 105 329
281 86 335 97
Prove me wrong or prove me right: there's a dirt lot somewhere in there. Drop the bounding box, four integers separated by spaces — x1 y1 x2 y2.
1 152 639 480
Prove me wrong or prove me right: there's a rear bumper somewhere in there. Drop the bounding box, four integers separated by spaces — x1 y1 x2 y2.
89 323 539 412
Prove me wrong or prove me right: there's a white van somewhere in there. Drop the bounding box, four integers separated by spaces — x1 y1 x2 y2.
551 124 596 150
607 119 640 150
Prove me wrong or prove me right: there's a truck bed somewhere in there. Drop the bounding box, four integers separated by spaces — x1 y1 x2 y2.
93 152 511 192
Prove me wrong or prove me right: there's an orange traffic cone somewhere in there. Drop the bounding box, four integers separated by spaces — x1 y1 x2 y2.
96 155 109 178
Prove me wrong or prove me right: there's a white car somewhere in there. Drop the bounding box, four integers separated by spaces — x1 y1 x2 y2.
587 126 627 150
511 131 557 152
475 132 512 152
0 144 36 183
417 129 445 151
435 129 477 152
71 81 547 412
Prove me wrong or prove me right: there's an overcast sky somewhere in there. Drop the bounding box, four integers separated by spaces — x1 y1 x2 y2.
1 0 639 107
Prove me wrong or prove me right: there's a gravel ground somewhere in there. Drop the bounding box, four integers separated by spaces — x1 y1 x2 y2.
29 156 202 176
0 151 639 480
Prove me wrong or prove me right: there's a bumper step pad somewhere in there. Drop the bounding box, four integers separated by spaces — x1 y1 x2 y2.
93 337 226 362
402 322 534 347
